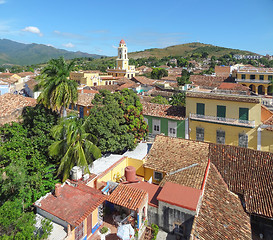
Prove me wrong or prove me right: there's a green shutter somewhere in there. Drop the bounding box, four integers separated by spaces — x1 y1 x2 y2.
239 108 249 120
196 103 205 115
217 105 226 118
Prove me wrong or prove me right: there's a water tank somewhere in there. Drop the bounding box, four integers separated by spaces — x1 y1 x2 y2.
125 166 136 182
71 166 82 180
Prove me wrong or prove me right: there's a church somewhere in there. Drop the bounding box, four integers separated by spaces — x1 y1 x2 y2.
107 39 138 79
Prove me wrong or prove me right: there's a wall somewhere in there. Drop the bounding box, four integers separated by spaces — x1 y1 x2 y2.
143 167 166 184
157 201 195 235
261 129 273 152
186 96 261 125
144 115 185 138
97 157 145 184
189 121 258 150
186 96 261 150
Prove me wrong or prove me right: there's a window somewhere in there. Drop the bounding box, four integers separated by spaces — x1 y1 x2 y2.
154 171 163 181
216 130 225 144
259 75 264 80
196 127 204 141
154 125 159 132
238 133 248 148
250 75 255 80
217 105 226 119
73 104 78 110
268 75 272 81
239 108 249 121
196 103 205 116
241 74 246 79
75 221 84 240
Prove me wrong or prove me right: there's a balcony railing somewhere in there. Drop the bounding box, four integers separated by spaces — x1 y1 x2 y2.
236 78 270 84
189 113 255 128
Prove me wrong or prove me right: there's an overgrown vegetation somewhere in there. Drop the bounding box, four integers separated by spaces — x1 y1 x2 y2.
0 104 58 239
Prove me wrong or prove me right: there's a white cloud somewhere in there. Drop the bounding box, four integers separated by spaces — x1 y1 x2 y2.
63 42 75 48
22 26 43 36
0 0 6 4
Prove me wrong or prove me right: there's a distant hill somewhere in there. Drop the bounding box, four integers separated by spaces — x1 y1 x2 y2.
0 39 104 65
128 42 258 59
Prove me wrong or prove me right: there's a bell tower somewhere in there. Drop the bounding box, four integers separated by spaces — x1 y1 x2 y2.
116 39 129 70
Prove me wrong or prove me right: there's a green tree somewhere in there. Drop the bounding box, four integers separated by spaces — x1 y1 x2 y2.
49 117 101 182
169 92 186 106
86 89 148 153
151 68 168 79
150 95 169 104
177 69 191 86
38 57 78 117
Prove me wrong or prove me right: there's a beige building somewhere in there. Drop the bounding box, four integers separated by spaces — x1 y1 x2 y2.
234 67 273 95
70 71 116 87
107 39 138 79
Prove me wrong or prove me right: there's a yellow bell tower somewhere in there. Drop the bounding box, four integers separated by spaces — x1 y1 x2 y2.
116 39 129 70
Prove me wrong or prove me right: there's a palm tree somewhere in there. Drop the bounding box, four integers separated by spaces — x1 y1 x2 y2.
38 57 78 117
49 117 101 182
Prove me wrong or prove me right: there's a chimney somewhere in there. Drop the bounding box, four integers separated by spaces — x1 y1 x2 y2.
54 183 62 197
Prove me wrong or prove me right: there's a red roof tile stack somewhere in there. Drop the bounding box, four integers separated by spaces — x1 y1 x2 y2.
190 75 233 89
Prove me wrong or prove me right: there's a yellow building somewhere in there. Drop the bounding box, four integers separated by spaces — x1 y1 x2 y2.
107 39 138 79
234 67 273 95
186 92 273 152
70 71 116 87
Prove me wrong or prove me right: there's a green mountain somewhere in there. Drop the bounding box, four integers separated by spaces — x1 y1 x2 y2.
0 39 104 65
128 42 258 59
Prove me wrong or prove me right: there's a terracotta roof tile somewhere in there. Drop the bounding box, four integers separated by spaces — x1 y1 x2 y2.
191 164 252 240
141 100 185 120
190 75 233 89
25 78 38 91
186 92 260 103
34 183 106 227
218 82 249 91
209 143 273 218
144 136 209 189
77 93 96 107
261 105 273 123
107 184 147 211
0 93 37 125
132 76 156 86
127 181 162 207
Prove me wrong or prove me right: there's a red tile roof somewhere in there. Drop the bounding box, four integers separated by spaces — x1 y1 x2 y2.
157 182 202 211
132 76 156 86
34 183 106 227
190 75 233 89
77 89 99 94
127 181 162 207
261 105 273 123
77 93 96 107
209 143 273 218
186 91 260 103
218 82 249 91
0 93 37 125
191 164 252 240
144 136 209 190
141 100 185 120
107 184 148 211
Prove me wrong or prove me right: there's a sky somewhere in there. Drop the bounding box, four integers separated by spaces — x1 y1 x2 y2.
0 0 273 56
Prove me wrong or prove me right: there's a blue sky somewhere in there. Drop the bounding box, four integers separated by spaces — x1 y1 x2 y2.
0 0 273 56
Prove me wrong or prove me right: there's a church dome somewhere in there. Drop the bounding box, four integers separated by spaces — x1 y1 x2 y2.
120 39 125 44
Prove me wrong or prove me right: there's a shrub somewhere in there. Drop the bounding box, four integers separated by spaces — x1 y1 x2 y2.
100 227 108 234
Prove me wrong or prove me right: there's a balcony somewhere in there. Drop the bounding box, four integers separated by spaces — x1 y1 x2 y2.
236 78 270 84
189 113 255 128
